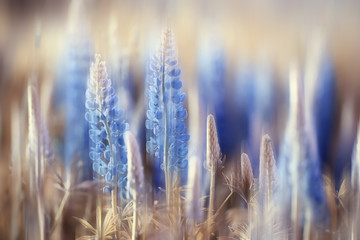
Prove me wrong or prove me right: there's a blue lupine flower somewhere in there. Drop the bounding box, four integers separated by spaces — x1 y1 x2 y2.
197 43 237 157
108 50 135 122
302 125 329 224
304 48 336 168
235 59 276 175
85 54 128 194
61 36 93 180
234 60 255 147
312 55 336 177
145 29 189 187
277 68 328 227
54 43 91 178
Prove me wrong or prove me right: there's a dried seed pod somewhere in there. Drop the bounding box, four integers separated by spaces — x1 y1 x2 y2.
206 114 221 171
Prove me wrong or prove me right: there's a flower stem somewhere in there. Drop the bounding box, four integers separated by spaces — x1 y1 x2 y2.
131 196 137 240
207 168 216 238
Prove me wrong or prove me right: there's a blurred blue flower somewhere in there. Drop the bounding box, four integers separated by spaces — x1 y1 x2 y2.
235 59 276 175
310 54 336 168
85 54 128 194
277 70 328 226
55 34 93 180
145 29 189 188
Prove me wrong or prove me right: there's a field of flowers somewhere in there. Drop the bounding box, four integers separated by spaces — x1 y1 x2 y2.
0 0 360 239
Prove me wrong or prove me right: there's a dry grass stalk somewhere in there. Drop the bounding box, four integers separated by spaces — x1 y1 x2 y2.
241 153 254 204
259 134 277 208
10 104 24 240
125 131 144 240
27 83 52 240
351 120 360 238
206 114 222 238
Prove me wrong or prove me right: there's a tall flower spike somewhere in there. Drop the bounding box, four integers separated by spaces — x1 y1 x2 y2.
145 28 190 189
206 114 222 170
278 65 327 235
63 35 92 179
85 54 128 194
304 37 335 169
53 0 93 179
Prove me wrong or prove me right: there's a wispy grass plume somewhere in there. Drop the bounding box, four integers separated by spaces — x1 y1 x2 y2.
256 134 277 239
125 131 144 240
240 153 254 204
206 114 222 237
27 82 53 240
259 134 277 209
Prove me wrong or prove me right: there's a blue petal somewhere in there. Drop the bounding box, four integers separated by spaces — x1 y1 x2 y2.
176 106 187 119
120 151 127 163
171 78 182 89
105 172 112 182
153 125 161 136
179 134 190 142
175 122 185 133
168 68 181 77
85 99 98 110
85 111 99 124
146 119 154 129
89 129 102 143
104 148 111 160
179 159 188 169
156 110 163 120
93 162 107 176
100 129 107 139
89 151 101 161
166 59 177 66
147 110 155 120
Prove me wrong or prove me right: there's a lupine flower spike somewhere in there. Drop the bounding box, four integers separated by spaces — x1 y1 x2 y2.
85 54 128 229
145 28 190 209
